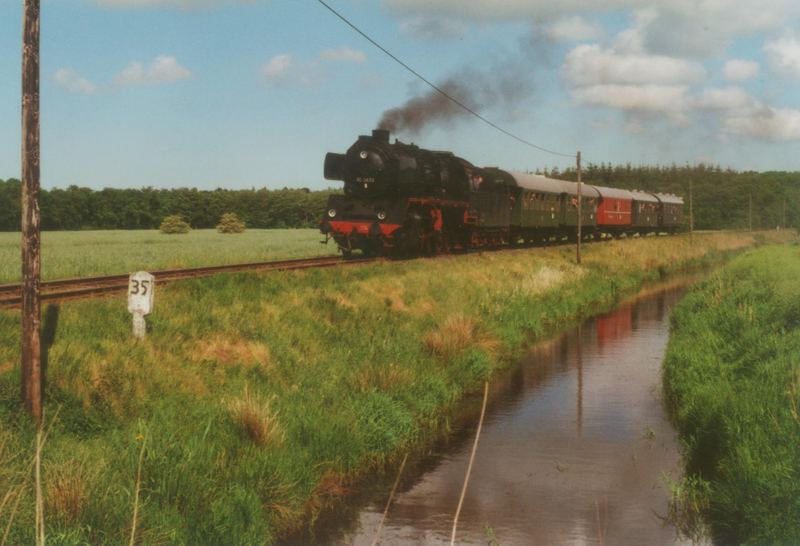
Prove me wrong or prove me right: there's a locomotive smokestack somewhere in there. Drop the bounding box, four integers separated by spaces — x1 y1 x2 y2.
372 129 390 143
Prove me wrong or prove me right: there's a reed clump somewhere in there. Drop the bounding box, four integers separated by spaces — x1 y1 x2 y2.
44 461 87 525
425 315 498 361
226 390 285 447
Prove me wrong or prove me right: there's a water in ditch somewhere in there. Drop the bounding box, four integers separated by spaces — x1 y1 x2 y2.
301 280 698 545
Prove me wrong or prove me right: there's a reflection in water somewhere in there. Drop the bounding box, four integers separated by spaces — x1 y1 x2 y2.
305 285 694 546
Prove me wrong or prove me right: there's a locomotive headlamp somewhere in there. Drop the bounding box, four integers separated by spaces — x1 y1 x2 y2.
360 150 369 159
377 211 387 221
327 209 337 218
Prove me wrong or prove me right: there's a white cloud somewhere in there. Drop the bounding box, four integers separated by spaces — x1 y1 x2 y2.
693 87 755 111
639 2 795 56
561 42 704 127
724 106 800 141
260 54 321 86
261 48 369 87
571 84 689 115
319 46 367 64
387 0 800 142
552 9 800 144
764 36 800 79
54 68 96 94
574 80 800 141
261 54 294 83
563 44 706 87
115 55 192 86
546 16 604 42
690 86 800 142
385 0 636 20
259 53 321 86
723 59 760 82
399 17 468 40
385 0 800 56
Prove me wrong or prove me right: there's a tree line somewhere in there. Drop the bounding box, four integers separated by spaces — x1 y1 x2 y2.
545 163 799 231
0 164 798 231
0 181 338 231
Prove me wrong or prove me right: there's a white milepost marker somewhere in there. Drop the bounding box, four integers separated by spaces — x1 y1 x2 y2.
128 272 155 339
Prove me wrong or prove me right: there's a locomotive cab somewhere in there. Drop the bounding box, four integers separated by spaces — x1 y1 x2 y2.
324 130 422 200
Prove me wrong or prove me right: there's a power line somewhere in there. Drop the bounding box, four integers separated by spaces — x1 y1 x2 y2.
314 0 577 160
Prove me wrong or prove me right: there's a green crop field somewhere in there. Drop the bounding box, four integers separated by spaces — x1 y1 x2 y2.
663 244 800 545
1 231 789 545
0 229 338 283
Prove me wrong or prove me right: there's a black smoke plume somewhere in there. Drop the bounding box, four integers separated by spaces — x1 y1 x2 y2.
377 59 535 135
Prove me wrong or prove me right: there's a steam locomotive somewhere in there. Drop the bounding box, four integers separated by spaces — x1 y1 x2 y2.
320 129 683 257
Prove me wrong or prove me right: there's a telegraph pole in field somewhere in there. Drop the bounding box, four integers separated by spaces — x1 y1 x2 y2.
748 193 753 232
21 0 42 423
576 151 582 265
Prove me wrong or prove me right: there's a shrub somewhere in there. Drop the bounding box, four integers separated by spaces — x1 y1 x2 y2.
216 213 246 234
159 215 191 234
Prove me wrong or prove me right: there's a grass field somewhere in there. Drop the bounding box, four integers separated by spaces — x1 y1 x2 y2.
0 229 337 283
0 231 792 544
663 244 800 544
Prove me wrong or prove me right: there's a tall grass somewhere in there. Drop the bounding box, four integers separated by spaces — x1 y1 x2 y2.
663 244 800 544
0 231 792 544
0 229 337 283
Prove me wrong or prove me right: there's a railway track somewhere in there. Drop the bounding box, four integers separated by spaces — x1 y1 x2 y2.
0 232 685 310
0 255 377 309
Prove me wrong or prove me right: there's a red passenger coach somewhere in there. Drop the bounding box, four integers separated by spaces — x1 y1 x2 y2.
592 185 633 234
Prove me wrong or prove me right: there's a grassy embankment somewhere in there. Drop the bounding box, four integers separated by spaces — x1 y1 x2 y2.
0 232 790 544
664 244 800 545
0 229 337 283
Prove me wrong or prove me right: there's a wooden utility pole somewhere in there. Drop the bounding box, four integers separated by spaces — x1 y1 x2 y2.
576 151 582 265
21 0 42 423
689 178 694 237
748 193 753 232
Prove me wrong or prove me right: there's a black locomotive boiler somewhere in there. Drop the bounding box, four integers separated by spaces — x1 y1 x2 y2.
320 130 683 256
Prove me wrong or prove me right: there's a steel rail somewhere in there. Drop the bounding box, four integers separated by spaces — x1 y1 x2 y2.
0 232 688 309
0 255 376 309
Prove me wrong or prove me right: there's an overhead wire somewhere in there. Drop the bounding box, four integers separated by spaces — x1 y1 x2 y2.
314 0 578 160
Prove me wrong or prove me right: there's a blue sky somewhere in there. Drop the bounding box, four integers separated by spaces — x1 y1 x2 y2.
1 0 799 190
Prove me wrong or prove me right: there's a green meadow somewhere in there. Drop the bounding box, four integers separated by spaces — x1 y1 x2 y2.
664 244 800 545
0 229 337 284
0 231 792 544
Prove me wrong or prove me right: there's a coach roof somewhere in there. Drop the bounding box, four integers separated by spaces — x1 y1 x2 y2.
629 190 660 203
590 185 633 200
655 193 684 205
510 172 568 194
510 172 601 197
